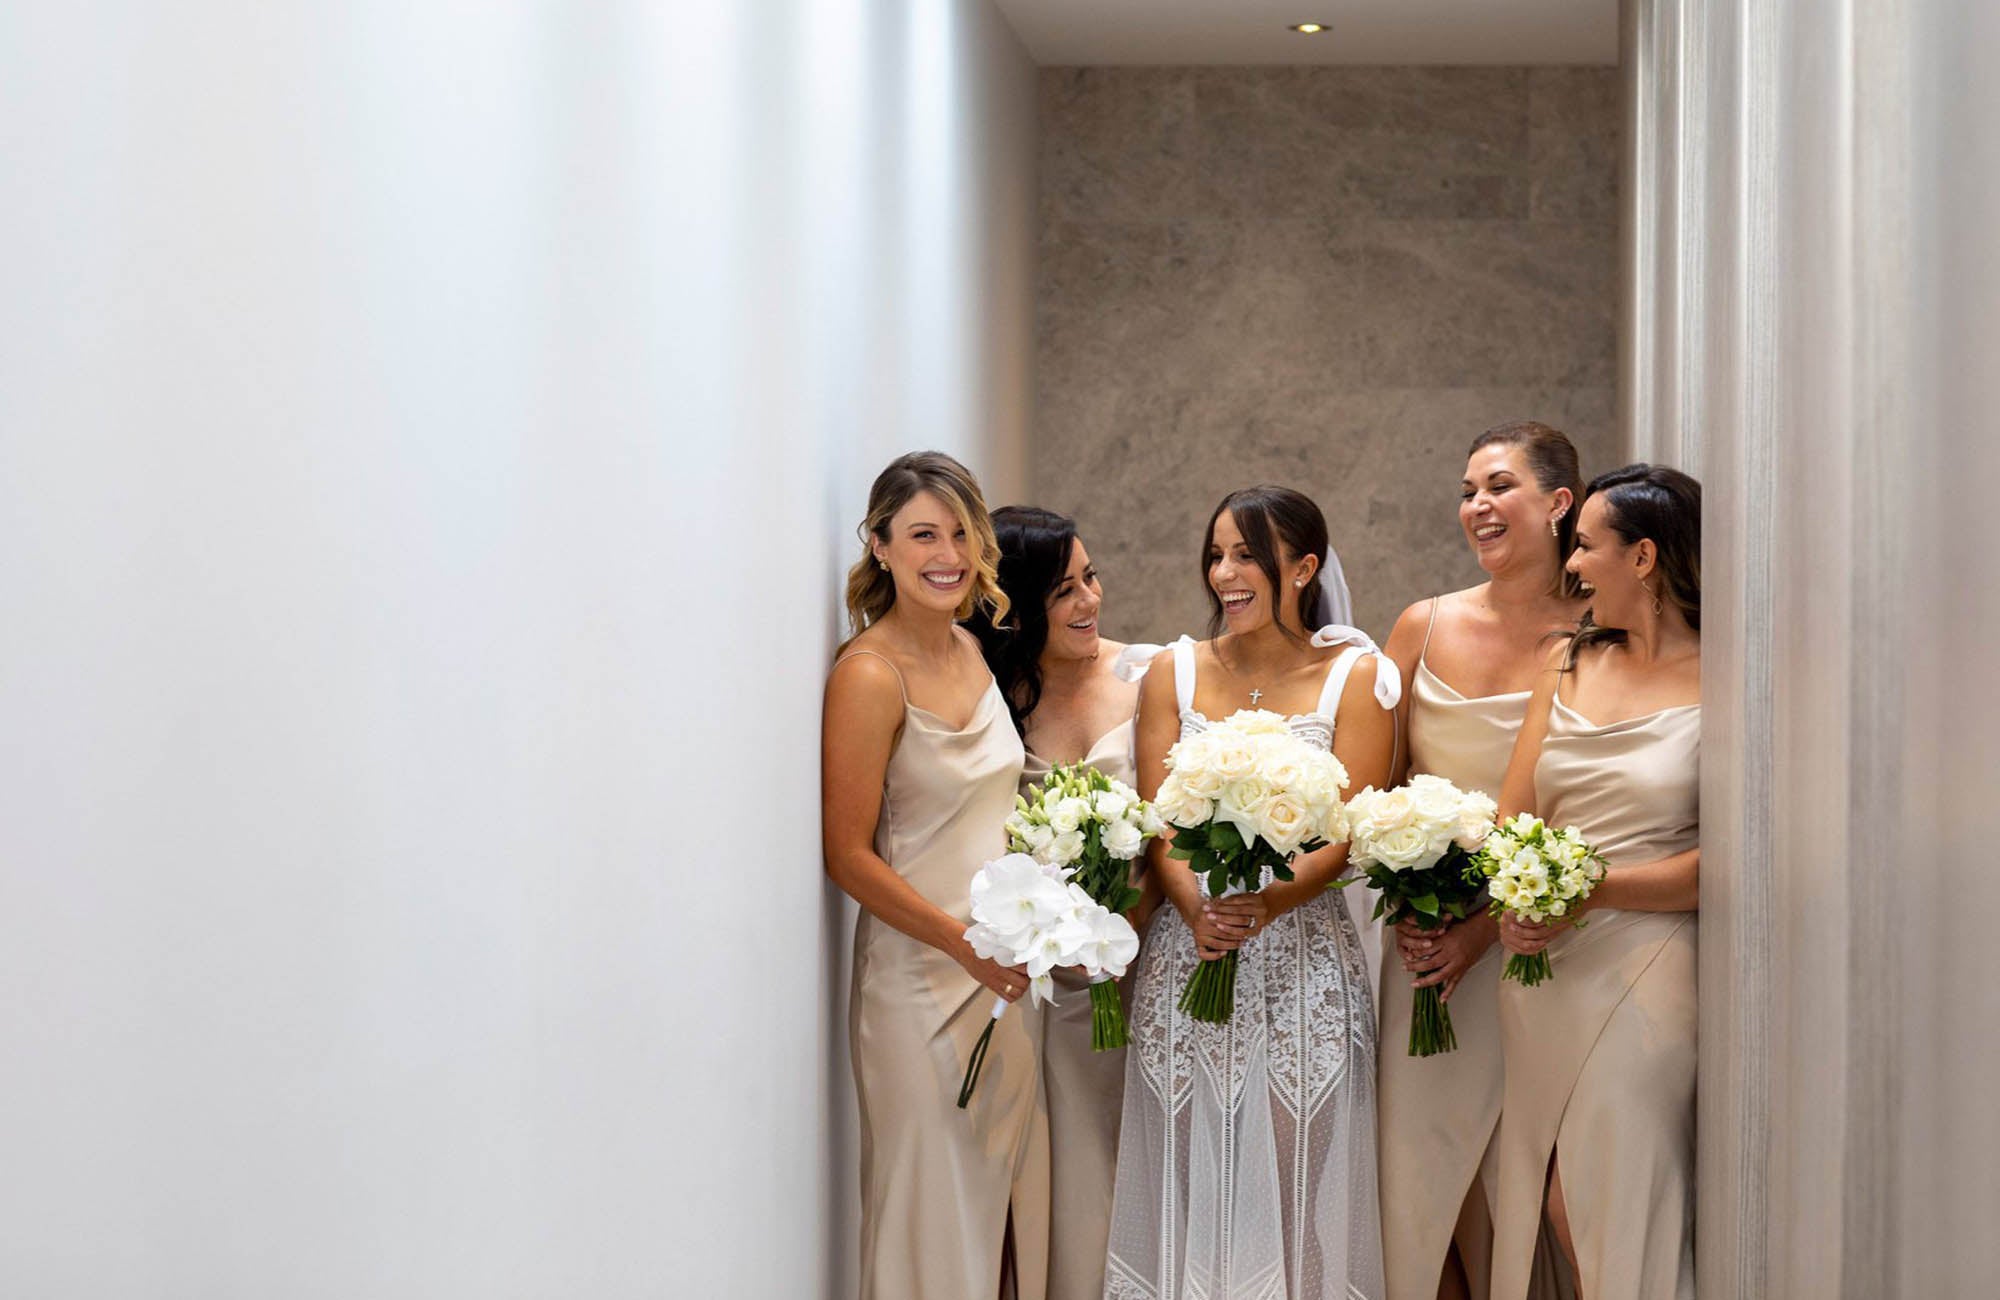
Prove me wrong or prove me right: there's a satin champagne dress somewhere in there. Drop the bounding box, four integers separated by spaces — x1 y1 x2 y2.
1019 645 1157 1300
1105 629 1396 1300
842 650 1051 1300
1488 687 1699 1300
1379 600 1527 1300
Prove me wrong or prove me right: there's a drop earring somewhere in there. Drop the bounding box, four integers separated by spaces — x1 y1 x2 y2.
1549 518 1560 537
1642 578 1662 615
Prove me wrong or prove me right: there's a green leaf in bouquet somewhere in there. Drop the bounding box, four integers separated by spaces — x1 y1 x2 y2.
1207 865 1229 896
1208 821 1244 856
1409 892 1440 918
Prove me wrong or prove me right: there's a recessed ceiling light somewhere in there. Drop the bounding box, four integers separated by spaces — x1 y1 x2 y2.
1289 22 1328 34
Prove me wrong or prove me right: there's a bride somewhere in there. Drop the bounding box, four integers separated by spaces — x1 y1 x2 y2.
1105 486 1395 1300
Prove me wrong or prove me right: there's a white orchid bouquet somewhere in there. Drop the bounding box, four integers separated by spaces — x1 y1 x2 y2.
1473 813 1610 987
1005 763 1163 1049
1340 775 1499 1055
1152 709 1351 1023
957 853 1141 1108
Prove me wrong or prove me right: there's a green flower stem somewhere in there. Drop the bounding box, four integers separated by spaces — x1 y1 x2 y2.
1503 951 1554 987
1178 950 1239 1023
1408 984 1459 1056
956 1015 1000 1109
1089 980 1128 1051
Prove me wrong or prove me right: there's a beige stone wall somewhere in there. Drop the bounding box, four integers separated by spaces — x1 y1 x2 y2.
1031 67 1621 644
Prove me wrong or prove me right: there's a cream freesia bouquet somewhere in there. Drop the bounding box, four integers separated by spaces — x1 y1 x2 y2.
1473 813 1610 986
1005 763 1163 1049
1152 709 1351 1023
957 853 1141 1108
1340 774 1498 1055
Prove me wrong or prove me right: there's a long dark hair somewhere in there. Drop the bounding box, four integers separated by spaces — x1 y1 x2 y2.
1566 463 1702 663
1467 420 1587 599
964 506 1078 732
1202 486 1330 643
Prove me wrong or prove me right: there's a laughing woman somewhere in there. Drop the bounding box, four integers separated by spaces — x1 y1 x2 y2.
1375 422 1587 1300
822 452 1049 1300
1105 486 1396 1300
967 506 1161 1300
1487 465 1702 1300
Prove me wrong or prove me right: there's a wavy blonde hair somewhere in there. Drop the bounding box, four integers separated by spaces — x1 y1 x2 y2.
844 451 1008 635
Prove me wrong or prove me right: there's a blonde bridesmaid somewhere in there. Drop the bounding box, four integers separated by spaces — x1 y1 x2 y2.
1488 464 1702 1300
967 506 1160 1300
822 452 1050 1300
1377 422 1587 1300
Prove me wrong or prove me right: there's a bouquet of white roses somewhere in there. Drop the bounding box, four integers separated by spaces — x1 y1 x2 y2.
1005 763 1164 1049
1341 775 1498 1055
957 853 1141 1107
1152 709 1351 1023
1473 813 1610 986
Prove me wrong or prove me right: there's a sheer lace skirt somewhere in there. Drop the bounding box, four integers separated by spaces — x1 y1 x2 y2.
1105 887 1384 1300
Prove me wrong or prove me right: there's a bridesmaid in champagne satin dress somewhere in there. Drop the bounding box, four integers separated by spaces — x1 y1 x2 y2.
823 454 1050 1300
1376 424 1586 1300
968 506 1162 1300
1488 465 1703 1300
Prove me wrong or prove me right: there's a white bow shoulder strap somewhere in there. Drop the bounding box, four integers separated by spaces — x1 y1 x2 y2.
1109 642 1167 685
1309 624 1403 711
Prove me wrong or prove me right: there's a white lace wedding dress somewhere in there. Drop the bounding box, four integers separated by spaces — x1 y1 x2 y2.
1105 632 1391 1300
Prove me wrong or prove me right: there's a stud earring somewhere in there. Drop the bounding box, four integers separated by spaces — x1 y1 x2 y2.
877 558 888 571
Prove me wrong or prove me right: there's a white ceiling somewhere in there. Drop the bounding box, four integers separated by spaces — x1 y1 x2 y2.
993 0 1619 66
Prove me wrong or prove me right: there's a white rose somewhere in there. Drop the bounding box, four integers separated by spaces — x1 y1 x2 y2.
1259 743 1309 795
1258 792 1314 856
1168 731 1219 775
1454 795 1498 849
1102 817 1145 860
1091 789 1132 822
1208 733 1258 783
1048 797 1092 834
1370 822 1435 873
1230 709 1290 736
1155 784 1214 829
1217 777 1274 850
1359 787 1416 837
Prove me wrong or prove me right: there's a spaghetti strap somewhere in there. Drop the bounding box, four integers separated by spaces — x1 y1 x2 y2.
834 649 909 704
1419 595 1442 665
1170 635 1198 714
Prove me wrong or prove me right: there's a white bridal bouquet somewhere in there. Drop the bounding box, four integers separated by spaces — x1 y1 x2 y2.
1004 763 1164 1050
957 853 1141 1108
1152 709 1351 1023
1340 775 1498 1055
1473 813 1610 986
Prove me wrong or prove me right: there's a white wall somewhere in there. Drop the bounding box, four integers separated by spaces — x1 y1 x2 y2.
0 3 1035 1295
1623 1 2000 1294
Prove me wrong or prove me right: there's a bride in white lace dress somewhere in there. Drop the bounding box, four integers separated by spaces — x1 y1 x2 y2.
1106 487 1397 1300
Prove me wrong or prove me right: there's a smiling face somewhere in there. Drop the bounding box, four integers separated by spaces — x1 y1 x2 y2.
1041 536 1103 665
1208 509 1315 634
1460 442 1571 577
1565 492 1654 628
873 490 972 615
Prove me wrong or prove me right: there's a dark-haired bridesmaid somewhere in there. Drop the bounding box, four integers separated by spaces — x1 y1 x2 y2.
1376 421 1588 1300
821 452 1050 1300
1488 464 1702 1300
966 506 1159 1300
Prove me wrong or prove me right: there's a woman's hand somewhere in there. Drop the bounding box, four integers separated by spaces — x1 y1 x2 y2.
1179 892 1259 961
1397 913 1497 1001
955 940 1030 1003
1498 910 1575 958
1191 891 1276 960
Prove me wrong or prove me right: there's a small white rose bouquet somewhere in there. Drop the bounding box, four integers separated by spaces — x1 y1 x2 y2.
1152 709 1351 1023
1340 774 1498 1055
1005 763 1164 1049
957 853 1141 1108
1473 813 1610 987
